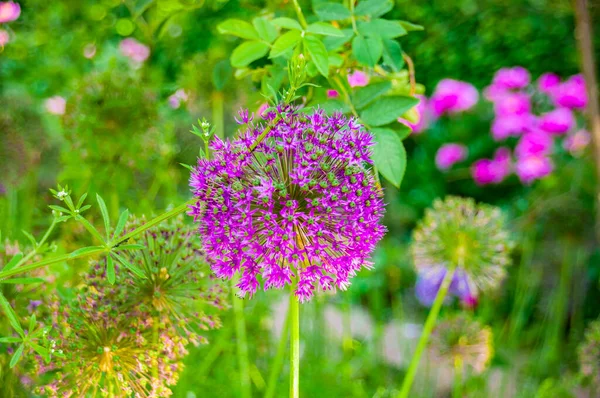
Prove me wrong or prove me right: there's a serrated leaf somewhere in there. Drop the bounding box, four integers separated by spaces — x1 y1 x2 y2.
398 20 424 31
96 194 110 239
112 253 146 279
323 28 354 51
372 128 406 188
4 253 23 272
270 30 302 58
0 336 21 343
69 246 105 258
271 17 303 31
217 19 259 40
357 19 407 39
382 39 404 72
314 2 351 21
253 17 278 43
10 344 24 368
113 209 129 240
360 96 419 126
304 36 329 77
352 35 383 67
0 293 24 337
231 41 270 68
106 256 116 284
0 277 45 284
354 0 393 17
212 59 232 91
353 81 392 109
306 22 344 37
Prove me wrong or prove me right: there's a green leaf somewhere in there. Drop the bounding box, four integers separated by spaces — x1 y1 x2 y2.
303 36 329 77
398 20 424 31
10 344 24 368
271 17 303 31
231 41 270 68
3 253 23 272
212 59 232 91
253 17 278 43
112 253 146 279
217 19 259 40
382 39 404 72
76 192 88 209
96 194 110 239
323 28 354 51
28 314 36 333
329 53 344 67
113 244 146 251
395 124 412 140
314 2 351 21
0 293 24 337
113 209 129 240
372 128 407 188
352 81 392 109
360 96 419 126
270 30 302 58
0 277 45 284
354 0 393 17
318 99 351 115
106 256 116 285
0 336 21 343
69 246 105 258
306 22 344 37
352 35 383 67
31 343 50 363
21 230 37 247
48 205 70 213
357 19 407 39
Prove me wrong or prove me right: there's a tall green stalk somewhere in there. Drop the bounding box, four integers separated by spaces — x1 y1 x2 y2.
232 280 252 398
264 309 290 398
289 288 300 398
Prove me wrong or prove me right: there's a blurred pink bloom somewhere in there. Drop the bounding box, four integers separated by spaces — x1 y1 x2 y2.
44 96 66 115
483 84 508 102
167 89 188 109
553 74 587 109
491 66 530 90
119 38 150 63
435 143 468 170
397 94 429 134
83 43 96 59
515 155 553 184
0 2 20 23
563 129 591 155
491 113 535 141
430 79 479 116
538 107 575 134
347 71 369 88
0 29 8 46
537 73 560 95
515 130 553 158
493 92 531 117
258 103 269 118
327 89 339 99
471 147 512 185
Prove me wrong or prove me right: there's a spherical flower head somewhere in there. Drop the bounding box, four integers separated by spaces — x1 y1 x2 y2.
44 96 66 116
0 29 9 46
0 1 20 23
119 37 150 63
579 320 600 390
435 143 467 171
515 130 553 158
430 314 494 374
412 196 512 298
491 66 530 90
538 107 575 135
189 107 386 302
537 73 561 95
553 74 587 109
347 70 369 87
397 94 429 134
471 147 512 185
430 79 479 117
515 155 553 184
493 92 531 117
563 129 591 156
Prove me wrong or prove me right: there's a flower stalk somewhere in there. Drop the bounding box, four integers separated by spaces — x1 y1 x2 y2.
289 285 300 398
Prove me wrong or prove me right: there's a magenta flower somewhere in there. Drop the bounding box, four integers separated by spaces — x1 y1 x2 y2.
435 143 468 171
471 147 512 185
538 107 575 135
397 94 429 134
491 113 534 141
430 79 479 116
327 89 339 99
491 66 530 90
515 130 553 158
347 71 369 88
515 155 553 184
564 129 591 155
189 107 386 302
493 92 531 117
553 74 587 110
0 29 8 46
537 73 561 95
44 96 66 115
119 38 150 63
0 1 20 23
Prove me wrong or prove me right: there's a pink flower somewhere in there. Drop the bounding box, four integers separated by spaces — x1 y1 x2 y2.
83 43 96 59
347 71 369 88
491 113 535 141
538 107 575 134
515 130 553 158
493 92 531 117
553 74 587 109
0 2 20 23
435 143 468 170
515 155 553 184
167 89 188 109
491 66 530 90
326 89 339 99
563 129 591 155
430 79 479 116
119 38 150 63
258 103 269 118
471 147 512 185
44 96 66 115
537 73 560 95
0 29 8 46
397 94 429 134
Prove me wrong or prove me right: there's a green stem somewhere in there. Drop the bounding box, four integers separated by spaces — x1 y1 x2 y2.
212 91 225 139
291 0 308 29
232 279 252 398
452 356 463 398
289 287 300 398
15 218 57 268
152 315 160 380
264 310 291 398
250 114 283 152
397 266 455 398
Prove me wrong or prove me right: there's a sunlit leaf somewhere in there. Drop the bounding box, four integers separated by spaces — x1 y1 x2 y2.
360 96 419 126
270 30 302 58
304 35 329 77
217 19 259 40
231 41 270 68
371 128 407 188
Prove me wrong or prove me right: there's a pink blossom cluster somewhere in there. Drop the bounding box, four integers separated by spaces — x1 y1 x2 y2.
119 37 150 63
0 1 20 23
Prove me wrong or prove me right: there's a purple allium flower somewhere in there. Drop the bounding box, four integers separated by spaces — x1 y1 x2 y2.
515 130 553 158
491 113 534 140
493 92 531 117
44 96 66 115
553 74 587 110
538 73 561 94
189 107 386 302
430 79 479 117
415 267 476 307
435 143 468 171
515 155 553 184
119 37 150 63
398 94 429 134
0 1 20 23
347 70 369 87
491 66 530 90
471 147 512 185
538 107 575 135
564 129 591 156
0 29 9 46
327 89 339 99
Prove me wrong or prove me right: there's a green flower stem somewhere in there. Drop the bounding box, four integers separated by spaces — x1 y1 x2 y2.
264 309 291 398
452 356 463 398
152 315 160 380
289 287 300 398
14 218 57 269
232 279 252 398
291 0 308 29
212 91 225 139
249 114 283 152
397 265 456 398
